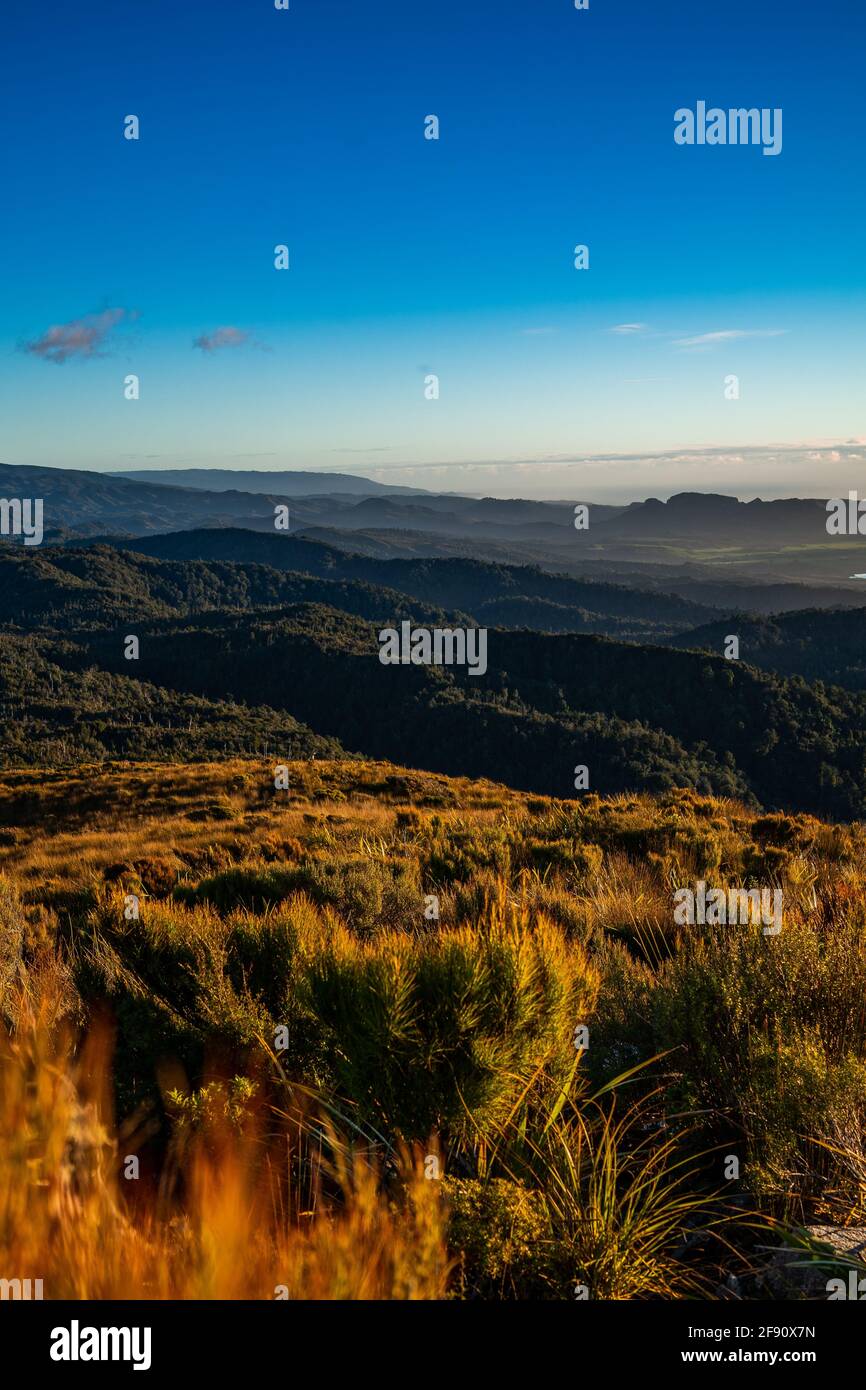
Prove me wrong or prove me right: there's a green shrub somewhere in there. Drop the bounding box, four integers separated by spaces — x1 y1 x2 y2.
444 1177 553 1297
180 857 423 934
640 915 866 1197
421 823 511 885
585 938 656 1086
300 908 598 1143
524 839 603 886
740 1036 866 1198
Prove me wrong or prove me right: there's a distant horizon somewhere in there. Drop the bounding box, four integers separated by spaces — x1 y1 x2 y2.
2 448 862 507
106 465 848 508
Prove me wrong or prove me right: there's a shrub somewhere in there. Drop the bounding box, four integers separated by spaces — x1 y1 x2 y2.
444 1177 552 1297
300 904 598 1143
524 839 603 886
421 823 511 885
643 914 866 1198
181 857 423 934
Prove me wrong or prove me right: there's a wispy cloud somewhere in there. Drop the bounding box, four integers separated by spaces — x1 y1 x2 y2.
193 325 266 353
673 328 787 351
349 439 866 484
609 323 649 335
22 308 135 364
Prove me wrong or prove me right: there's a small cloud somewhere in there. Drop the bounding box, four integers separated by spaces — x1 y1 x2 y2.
22 307 134 364
193 326 257 352
673 328 787 350
610 323 649 335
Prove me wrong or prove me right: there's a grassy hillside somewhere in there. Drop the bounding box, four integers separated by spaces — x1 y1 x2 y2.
2 759 864 1299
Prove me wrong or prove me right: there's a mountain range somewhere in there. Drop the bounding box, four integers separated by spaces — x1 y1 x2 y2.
5 461 864 599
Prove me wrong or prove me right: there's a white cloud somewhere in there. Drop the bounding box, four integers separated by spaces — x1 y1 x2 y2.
347 440 866 500
673 328 787 350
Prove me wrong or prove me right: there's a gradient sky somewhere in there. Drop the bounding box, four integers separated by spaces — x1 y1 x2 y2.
1 0 864 500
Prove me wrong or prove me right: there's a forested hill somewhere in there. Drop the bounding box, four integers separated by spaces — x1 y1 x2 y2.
0 630 347 767
668 606 866 691
2 537 723 640
0 545 463 630
37 605 866 819
5 538 866 818
95 528 721 636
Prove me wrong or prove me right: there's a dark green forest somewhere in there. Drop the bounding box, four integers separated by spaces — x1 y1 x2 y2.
3 540 866 817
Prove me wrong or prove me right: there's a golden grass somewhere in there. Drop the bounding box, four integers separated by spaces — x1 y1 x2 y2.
0 759 533 886
0 992 450 1300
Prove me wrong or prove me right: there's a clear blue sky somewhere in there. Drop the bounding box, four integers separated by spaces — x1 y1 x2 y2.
1 0 864 499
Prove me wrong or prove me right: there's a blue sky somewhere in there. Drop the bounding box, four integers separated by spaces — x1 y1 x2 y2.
1 0 864 499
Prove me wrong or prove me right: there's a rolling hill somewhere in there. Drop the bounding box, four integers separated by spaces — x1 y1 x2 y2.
112 467 430 496
33 603 866 818
669 606 866 690
94 528 721 637
0 544 463 630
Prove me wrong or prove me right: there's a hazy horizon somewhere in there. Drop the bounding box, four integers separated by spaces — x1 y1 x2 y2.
5 445 864 506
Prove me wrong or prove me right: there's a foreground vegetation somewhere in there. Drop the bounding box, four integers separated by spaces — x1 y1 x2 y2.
2 759 865 1299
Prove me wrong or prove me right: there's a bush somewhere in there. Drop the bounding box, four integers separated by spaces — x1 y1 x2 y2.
180 857 423 934
444 1177 553 1297
300 904 598 1143
421 823 511 885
